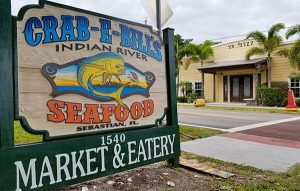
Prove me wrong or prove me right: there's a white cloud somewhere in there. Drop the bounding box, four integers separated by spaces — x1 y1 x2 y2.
11 0 300 43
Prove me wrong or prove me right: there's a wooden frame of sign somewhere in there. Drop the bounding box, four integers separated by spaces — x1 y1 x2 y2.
0 0 180 190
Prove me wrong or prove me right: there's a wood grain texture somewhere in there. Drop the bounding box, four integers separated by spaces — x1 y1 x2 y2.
17 4 168 138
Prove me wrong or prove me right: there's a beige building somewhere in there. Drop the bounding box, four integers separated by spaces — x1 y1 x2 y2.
178 39 299 103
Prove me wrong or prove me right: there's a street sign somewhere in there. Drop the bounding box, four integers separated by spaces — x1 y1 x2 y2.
0 0 180 190
141 0 173 27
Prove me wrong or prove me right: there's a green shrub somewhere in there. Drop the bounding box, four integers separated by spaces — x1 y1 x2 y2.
273 82 289 102
296 99 300 107
262 81 289 89
259 82 289 107
281 97 288 107
256 87 285 107
187 92 199 103
177 96 187 103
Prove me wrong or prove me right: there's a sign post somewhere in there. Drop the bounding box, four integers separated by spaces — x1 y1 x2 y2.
156 0 161 35
0 1 180 190
0 0 14 148
163 28 179 166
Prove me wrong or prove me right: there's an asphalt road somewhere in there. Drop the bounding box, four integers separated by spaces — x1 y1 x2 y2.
178 107 298 129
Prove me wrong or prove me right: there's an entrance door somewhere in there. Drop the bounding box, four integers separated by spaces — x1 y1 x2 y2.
230 75 253 102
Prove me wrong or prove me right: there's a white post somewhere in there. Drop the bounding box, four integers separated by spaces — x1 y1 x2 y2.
227 75 231 103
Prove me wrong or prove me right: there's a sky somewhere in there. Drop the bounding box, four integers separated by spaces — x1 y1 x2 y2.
11 0 300 44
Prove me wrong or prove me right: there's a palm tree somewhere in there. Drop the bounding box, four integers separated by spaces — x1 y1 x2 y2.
177 81 193 97
180 40 214 99
245 23 285 87
286 24 300 70
182 40 215 69
177 81 187 97
175 35 192 96
175 47 190 96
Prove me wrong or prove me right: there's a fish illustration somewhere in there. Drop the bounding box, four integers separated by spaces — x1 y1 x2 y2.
77 52 127 107
42 53 156 106
128 71 139 82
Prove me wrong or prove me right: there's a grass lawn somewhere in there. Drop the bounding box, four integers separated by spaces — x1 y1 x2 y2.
180 125 300 191
14 123 225 144
180 125 224 142
179 104 300 115
14 121 42 144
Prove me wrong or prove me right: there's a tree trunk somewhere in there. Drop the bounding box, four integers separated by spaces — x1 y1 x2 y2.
267 57 271 88
267 67 271 88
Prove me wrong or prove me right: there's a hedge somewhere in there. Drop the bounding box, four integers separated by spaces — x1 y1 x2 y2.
177 96 187 103
257 87 285 107
187 92 199 103
296 99 300 107
257 82 289 107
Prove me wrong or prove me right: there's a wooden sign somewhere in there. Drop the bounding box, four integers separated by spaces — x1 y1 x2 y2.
16 1 168 139
0 0 179 190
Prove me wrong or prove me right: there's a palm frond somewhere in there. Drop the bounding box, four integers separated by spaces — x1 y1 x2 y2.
200 47 214 60
268 23 285 38
177 81 187 88
245 47 266 60
246 31 266 45
195 40 214 61
183 55 199 70
180 41 215 69
182 61 190 70
286 24 300 39
177 48 188 60
275 49 289 57
184 43 199 56
288 39 300 70
288 72 300 79
202 40 214 47
264 35 283 54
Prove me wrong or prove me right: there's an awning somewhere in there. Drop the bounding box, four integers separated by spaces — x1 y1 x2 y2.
198 57 267 73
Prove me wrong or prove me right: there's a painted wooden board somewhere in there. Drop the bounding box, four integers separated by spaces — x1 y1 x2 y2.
16 2 168 139
0 125 180 191
180 158 235 178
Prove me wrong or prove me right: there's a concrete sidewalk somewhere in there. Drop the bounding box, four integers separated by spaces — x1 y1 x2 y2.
181 136 300 172
181 120 300 172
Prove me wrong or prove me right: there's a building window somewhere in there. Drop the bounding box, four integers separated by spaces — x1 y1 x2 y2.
195 82 202 97
185 82 193 95
290 78 300 98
